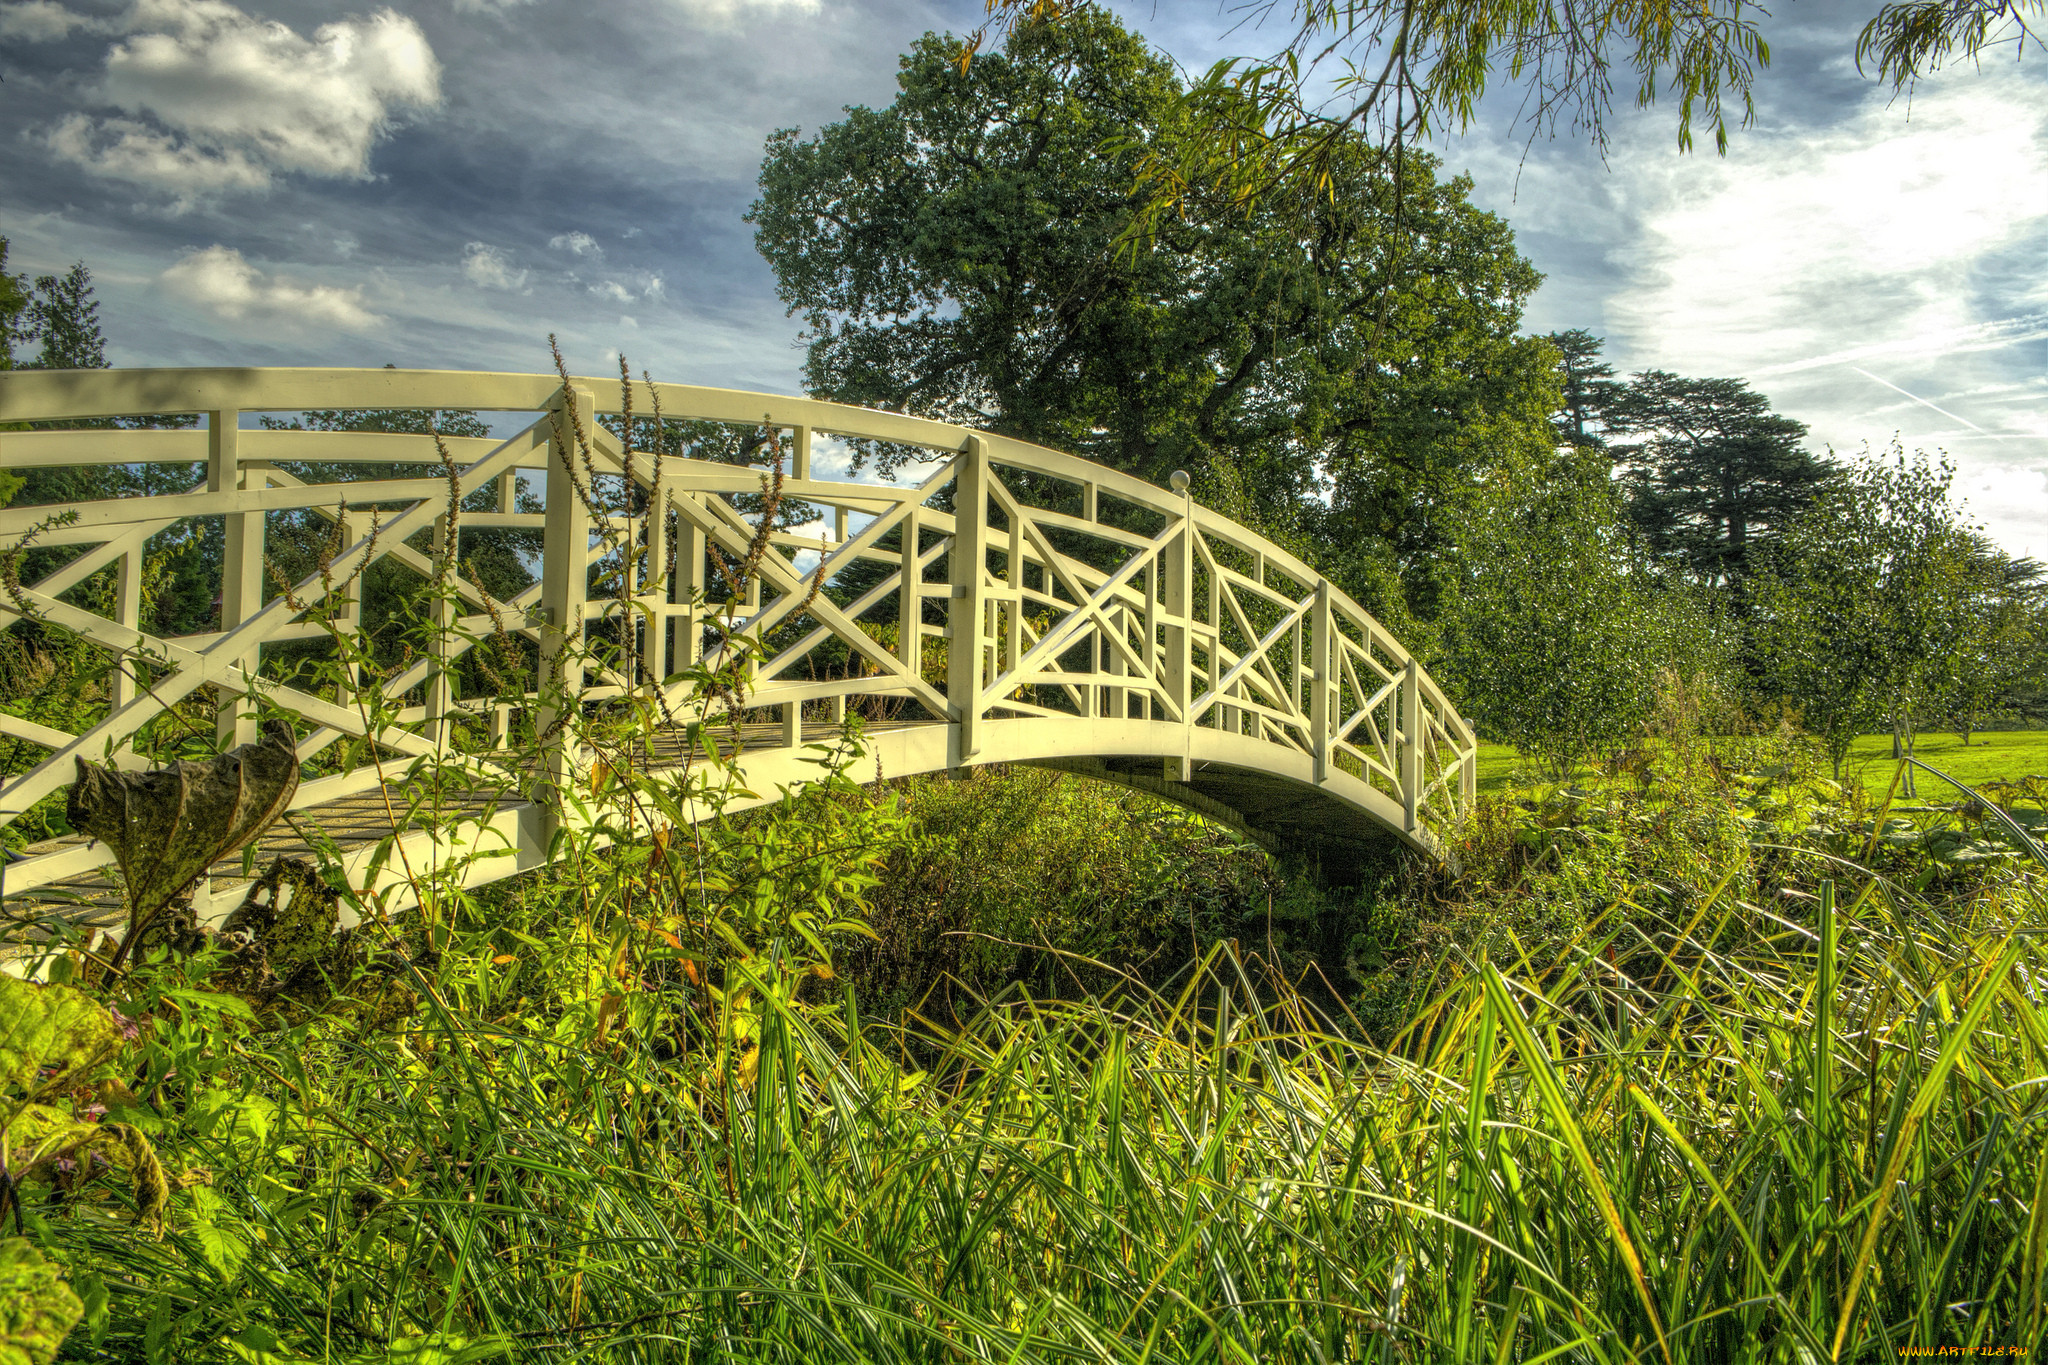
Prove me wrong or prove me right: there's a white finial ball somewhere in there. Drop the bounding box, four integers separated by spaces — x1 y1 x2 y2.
1169 469 1190 494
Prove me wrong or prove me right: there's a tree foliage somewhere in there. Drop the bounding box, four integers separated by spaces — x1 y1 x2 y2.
1443 453 1716 775
751 6 1557 624
1546 328 1622 451
1607 369 1835 585
971 0 2040 237
1747 444 1988 776
1938 540 2047 745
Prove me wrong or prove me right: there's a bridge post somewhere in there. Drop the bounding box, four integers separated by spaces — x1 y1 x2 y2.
636 478 667 693
1162 474 1193 780
898 502 922 679
1401 657 1422 831
672 484 703 676
948 436 990 762
212 409 262 749
538 386 593 817
1311 579 1332 784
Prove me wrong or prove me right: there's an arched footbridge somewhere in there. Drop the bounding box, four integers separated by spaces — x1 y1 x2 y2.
0 368 1476 931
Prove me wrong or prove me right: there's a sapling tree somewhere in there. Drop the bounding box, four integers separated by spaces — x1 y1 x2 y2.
1747 443 1985 783
1442 452 1715 777
1940 542 2047 745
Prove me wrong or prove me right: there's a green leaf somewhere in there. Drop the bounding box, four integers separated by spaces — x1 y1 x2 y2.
0 1238 84 1365
158 987 258 1022
375 1336 512 1365
0 976 121 1098
187 1187 249 1280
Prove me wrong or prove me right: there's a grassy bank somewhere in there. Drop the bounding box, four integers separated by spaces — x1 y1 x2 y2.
7 726 2045 1362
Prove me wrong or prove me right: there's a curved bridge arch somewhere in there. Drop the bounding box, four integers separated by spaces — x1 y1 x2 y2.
0 367 1475 924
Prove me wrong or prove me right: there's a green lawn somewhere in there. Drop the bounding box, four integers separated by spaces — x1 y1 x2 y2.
1472 729 2048 801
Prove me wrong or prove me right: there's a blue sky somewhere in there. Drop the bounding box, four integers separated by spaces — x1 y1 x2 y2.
3 0 2044 551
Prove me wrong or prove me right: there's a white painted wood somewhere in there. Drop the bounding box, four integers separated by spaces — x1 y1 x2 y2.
0 366 1480 910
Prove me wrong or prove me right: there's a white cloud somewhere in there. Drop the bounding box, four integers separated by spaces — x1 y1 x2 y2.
588 271 664 302
0 1 105 40
1572 66 2048 555
160 244 380 330
667 0 820 30
1606 74 2048 382
45 0 441 199
549 230 601 258
461 241 528 290
45 113 270 200
449 0 531 10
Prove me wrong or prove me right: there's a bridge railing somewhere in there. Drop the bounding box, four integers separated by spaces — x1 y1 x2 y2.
0 368 1477 893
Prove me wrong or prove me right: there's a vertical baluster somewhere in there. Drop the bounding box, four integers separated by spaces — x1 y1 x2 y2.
638 475 668 692
111 549 141 711
1401 657 1421 832
1211 545 1232 736
948 437 989 762
897 503 921 690
1310 579 1331 784
1141 551 1158 725
487 472 517 749
1004 498 1023 705
1289 605 1304 746
426 509 455 751
1461 721 1477 806
539 387 593 815
674 486 703 676
213 409 261 749
1162 472 1192 781
1105 605 1126 721
792 423 818 743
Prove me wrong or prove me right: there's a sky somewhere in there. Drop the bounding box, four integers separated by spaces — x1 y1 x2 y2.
1 0 2044 550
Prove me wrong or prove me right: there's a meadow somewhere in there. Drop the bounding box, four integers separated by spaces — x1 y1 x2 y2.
1475 727 2048 798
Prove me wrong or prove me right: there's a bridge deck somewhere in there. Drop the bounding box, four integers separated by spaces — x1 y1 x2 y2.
0 717 944 944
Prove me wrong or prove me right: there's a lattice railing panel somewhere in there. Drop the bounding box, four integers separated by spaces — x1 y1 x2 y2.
0 368 1477 896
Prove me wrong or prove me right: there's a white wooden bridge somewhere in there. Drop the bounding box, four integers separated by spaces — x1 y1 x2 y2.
0 368 1476 929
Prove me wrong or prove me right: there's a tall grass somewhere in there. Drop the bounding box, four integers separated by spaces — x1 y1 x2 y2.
26 842 2044 1362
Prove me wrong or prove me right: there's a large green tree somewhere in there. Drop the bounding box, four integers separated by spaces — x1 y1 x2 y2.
1546 328 1624 452
750 6 1558 624
1606 368 1836 585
